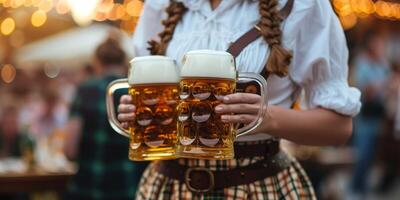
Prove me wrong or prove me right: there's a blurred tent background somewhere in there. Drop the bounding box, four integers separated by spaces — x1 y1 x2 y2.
14 24 134 68
0 0 400 200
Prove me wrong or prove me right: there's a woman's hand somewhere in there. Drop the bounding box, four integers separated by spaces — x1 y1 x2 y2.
215 93 267 125
117 95 136 129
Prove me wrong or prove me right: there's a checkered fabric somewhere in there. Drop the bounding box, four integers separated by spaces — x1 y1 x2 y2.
136 141 316 200
66 74 149 200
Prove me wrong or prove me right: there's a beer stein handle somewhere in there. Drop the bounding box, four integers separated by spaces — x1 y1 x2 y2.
106 78 130 138
236 73 268 137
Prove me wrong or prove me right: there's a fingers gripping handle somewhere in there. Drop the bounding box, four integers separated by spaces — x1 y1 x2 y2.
236 73 268 138
106 78 130 138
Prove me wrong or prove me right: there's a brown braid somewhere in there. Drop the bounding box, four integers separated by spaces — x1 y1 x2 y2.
148 1 187 55
259 0 292 77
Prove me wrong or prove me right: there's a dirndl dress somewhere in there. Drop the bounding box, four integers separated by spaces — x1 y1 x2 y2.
135 140 316 200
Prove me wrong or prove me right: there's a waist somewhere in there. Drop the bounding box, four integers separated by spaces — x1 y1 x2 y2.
236 132 273 141
155 139 292 192
172 139 286 170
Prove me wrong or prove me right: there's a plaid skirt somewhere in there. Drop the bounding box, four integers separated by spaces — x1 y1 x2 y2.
136 141 316 200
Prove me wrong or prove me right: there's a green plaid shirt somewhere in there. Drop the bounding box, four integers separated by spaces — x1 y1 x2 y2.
67 74 148 200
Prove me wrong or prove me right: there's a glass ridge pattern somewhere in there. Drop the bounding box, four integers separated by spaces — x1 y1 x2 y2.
176 77 237 159
128 83 179 161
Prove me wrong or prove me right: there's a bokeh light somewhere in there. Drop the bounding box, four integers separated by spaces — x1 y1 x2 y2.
24 0 33 7
1 64 17 84
44 63 61 78
125 0 143 17
31 10 47 27
1 17 16 36
56 0 70 15
11 0 25 8
38 0 53 12
68 0 99 26
340 13 358 30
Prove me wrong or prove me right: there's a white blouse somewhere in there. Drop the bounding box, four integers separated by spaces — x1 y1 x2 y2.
132 0 362 140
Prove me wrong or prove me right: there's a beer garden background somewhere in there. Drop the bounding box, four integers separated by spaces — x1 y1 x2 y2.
0 0 400 199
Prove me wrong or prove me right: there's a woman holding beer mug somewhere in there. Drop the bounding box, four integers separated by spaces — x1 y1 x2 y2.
118 0 361 199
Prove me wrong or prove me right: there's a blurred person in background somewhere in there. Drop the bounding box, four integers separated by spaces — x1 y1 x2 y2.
30 88 68 138
378 61 400 193
350 30 390 198
0 105 23 158
63 33 148 200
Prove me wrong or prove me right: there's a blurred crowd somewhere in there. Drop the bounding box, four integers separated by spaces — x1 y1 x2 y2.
0 59 89 168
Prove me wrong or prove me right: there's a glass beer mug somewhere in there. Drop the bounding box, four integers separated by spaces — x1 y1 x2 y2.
176 50 268 160
106 56 180 161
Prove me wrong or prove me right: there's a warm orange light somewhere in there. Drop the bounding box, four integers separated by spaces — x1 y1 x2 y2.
31 10 47 27
125 0 143 17
376 1 391 17
94 12 107 21
11 0 25 8
120 18 138 34
38 0 53 12
115 3 126 19
97 0 113 13
339 13 358 30
388 3 398 19
3 0 12 7
350 0 361 14
56 0 70 14
24 0 33 7
1 64 17 84
358 0 375 14
1 17 16 35
32 0 42 7
107 4 119 20
395 5 400 19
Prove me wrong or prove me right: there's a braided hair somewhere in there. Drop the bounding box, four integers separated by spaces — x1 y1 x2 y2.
148 0 187 55
148 0 292 77
259 0 292 77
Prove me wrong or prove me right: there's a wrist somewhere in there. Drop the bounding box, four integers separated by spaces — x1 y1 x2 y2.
263 105 280 134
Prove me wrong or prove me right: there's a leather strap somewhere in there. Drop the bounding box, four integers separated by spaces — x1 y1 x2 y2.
234 140 280 158
226 0 294 59
155 150 291 192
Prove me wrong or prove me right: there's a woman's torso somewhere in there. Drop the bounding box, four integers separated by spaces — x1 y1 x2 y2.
163 0 306 141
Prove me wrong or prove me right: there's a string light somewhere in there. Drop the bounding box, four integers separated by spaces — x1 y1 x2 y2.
56 0 70 14
24 0 33 7
340 13 358 30
1 64 17 84
31 10 47 27
3 0 12 7
68 0 99 26
125 0 143 17
38 0 53 12
333 0 400 30
11 0 25 8
1 17 16 35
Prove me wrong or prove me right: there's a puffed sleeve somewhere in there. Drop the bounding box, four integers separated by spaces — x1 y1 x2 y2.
290 0 361 116
132 0 168 56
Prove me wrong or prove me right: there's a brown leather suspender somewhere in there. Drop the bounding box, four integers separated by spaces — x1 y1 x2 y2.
226 0 294 78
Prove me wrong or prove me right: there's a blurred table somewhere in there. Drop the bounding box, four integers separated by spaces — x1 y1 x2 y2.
0 170 75 193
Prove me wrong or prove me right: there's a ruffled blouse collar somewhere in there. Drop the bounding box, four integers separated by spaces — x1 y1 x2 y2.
176 0 259 11
175 0 287 13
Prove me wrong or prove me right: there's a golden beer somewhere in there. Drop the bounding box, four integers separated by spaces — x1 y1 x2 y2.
177 78 236 159
128 84 179 160
176 50 268 160
106 56 180 161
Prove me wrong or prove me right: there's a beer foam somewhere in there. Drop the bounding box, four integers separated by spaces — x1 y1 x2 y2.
180 50 237 80
129 56 180 85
